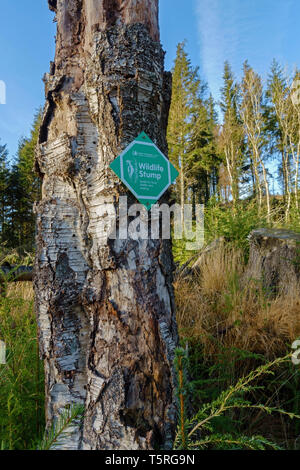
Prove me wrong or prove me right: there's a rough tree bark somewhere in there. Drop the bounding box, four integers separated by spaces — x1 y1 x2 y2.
34 0 178 450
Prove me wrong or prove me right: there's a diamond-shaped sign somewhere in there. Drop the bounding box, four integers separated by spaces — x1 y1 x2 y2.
109 132 179 210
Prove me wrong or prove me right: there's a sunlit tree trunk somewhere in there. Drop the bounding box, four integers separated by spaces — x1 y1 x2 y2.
240 64 271 221
260 159 271 222
283 149 292 221
35 0 178 450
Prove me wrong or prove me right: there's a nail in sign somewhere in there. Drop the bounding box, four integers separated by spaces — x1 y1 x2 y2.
109 132 179 210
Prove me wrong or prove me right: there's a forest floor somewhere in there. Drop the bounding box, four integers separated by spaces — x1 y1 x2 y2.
1 240 300 449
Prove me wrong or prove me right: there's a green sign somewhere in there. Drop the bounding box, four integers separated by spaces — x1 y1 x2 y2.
109 132 179 210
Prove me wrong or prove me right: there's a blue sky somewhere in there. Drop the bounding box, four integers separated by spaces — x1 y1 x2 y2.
0 0 299 160
196 0 300 102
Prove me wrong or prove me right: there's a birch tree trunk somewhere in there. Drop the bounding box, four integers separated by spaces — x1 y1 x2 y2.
35 0 178 450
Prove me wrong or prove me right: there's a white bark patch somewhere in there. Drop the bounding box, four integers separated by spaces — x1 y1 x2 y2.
156 265 171 313
39 135 73 176
88 375 106 404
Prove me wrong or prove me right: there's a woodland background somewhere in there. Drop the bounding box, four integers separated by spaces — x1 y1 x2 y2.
1 45 300 450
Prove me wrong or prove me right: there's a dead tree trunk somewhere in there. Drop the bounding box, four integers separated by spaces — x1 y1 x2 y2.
35 0 178 450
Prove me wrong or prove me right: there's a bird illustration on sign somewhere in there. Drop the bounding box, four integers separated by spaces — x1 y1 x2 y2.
127 160 135 179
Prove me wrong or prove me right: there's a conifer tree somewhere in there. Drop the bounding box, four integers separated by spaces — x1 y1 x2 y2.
207 95 221 196
167 42 200 216
187 94 221 203
6 111 41 248
0 141 9 244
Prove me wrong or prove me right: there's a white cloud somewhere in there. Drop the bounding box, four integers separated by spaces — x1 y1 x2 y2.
196 0 240 101
196 0 297 103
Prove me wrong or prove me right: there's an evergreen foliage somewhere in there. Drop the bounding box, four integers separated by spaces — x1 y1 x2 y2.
0 111 41 250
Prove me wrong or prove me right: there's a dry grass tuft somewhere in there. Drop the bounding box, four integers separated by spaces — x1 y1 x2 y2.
175 245 300 359
7 282 34 302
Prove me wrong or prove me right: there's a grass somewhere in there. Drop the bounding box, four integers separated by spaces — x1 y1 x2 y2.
0 282 44 450
175 243 300 449
1 225 300 450
175 244 300 358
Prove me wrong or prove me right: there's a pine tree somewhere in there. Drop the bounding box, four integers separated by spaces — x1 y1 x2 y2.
167 42 200 216
187 94 221 203
207 95 221 196
0 141 10 244
6 111 41 248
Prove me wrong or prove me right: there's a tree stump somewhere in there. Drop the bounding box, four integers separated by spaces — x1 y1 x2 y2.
34 0 178 450
245 228 300 295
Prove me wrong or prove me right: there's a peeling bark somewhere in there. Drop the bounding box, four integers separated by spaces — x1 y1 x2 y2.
35 0 177 450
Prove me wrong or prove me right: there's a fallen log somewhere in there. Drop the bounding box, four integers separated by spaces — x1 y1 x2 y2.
0 265 33 282
175 237 225 280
